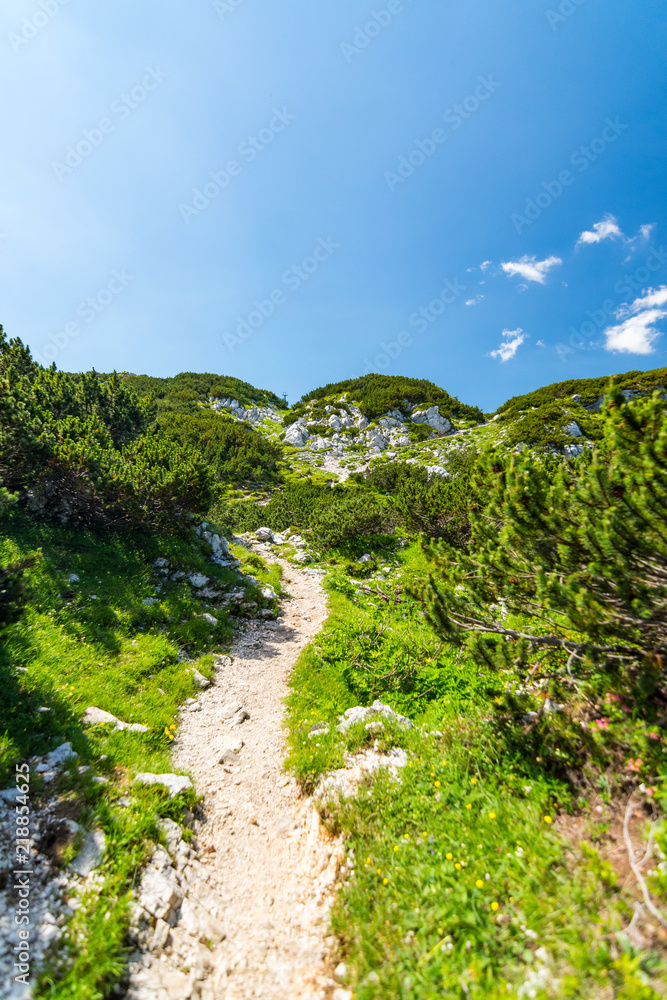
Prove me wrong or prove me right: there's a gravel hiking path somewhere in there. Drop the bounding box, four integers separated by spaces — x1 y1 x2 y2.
173 560 343 1000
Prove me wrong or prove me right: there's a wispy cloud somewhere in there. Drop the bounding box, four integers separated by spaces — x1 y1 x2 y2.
577 214 622 245
603 285 667 354
467 259 492 274
622 221 656 261
465 294 485 306
501 255 562 284
490 328 527 362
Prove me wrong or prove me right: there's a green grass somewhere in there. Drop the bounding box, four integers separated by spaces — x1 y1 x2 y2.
285 542 667 999
0 507 275 998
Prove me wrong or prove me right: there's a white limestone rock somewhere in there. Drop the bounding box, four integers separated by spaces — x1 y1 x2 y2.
284 420 310 447
411 405 451 435
220 701 243 720
82 707 148 733
34 742 77 774
69 828 106 877
336 699 415 734
137 867 184 922
190 668 211 689
157 817 184 855
134 773 193 798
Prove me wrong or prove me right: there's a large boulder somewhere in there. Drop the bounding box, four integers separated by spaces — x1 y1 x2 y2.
410 406 451 435
284 420 310 447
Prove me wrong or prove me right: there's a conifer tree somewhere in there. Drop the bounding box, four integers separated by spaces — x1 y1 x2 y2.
420 390 667 699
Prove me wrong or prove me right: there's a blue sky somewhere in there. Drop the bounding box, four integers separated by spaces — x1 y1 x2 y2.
1 0 666 411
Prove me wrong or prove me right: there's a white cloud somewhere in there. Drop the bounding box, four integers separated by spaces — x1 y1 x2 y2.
465 294 485 306
627 286 667 312
536 339 546 347
623 222 657 261
577 214 622 245
501 255 562 284
490 328 527 362
603 285 667 354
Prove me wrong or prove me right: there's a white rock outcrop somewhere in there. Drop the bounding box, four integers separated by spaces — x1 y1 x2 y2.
82 707 149 733
134 773 193 798
410 405 451 435
284 420 310 447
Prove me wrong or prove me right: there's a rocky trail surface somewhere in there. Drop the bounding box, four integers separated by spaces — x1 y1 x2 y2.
127 559 348 1000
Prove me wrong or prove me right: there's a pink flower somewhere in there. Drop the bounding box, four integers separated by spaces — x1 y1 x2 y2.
626 758 643 773
592 718 610 731
605 693 620 703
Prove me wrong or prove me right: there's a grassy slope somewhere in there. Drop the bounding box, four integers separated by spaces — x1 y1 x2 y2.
496 367 667 418
117 371 285 413
285 544 666 1000
0 509 282 999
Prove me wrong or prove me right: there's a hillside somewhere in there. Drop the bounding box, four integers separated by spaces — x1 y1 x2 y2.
119 371 285 414
1 340 667 998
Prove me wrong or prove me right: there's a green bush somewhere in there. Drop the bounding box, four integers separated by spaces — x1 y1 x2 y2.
420 390 667 776
497 366 667 420
0 558 33 628
158 411 282 485
503 398 601 450
0 328 214 528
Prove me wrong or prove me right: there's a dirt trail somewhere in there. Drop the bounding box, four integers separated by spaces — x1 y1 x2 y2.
173 560 343 999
